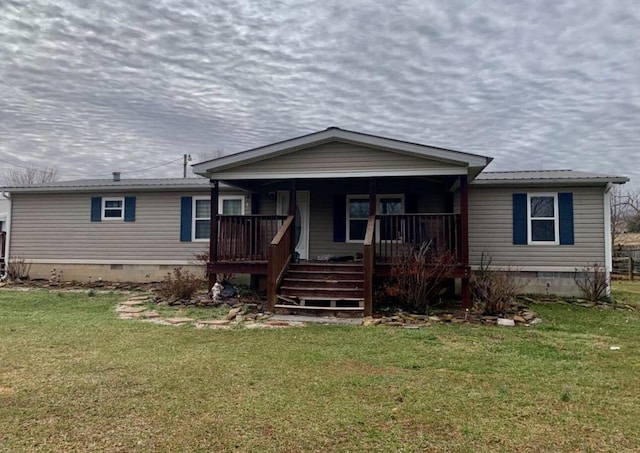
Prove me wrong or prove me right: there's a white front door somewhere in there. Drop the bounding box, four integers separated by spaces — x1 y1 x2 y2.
276 190 310 260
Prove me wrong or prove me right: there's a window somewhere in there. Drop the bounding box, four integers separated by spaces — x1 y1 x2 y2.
528 193 559 244
102 197 124 220
346 195 404 242
191 195 246 241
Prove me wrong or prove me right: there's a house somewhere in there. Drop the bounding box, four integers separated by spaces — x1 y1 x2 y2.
1 128 628 315
0 177 246 281
191 127 627 314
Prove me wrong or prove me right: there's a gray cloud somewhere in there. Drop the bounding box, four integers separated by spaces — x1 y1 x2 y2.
0 0 638 185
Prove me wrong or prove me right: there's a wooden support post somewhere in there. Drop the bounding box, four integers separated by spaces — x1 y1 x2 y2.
208 180 219 293
460 175 471 309
289 179 297 256
369 177 376 216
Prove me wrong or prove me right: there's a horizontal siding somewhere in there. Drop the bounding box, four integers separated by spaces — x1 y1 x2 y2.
215 142 462 177
255 178 453 259
10 189 244 262
468 185 606 268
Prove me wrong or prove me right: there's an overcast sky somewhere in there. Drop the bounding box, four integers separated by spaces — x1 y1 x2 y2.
1 0 638 186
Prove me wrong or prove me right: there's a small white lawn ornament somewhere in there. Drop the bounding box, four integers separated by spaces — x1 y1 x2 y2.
211 282 224 301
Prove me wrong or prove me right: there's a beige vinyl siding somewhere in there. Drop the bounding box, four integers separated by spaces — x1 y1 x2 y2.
468 185 606 269
214 142 464 178
9 189 244 262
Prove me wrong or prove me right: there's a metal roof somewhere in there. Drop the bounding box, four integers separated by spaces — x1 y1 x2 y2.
473 170 628 185
1 178 226 193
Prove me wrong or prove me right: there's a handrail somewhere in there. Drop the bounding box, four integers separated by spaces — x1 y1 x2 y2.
266 215 295 311
363 215 376 317
270 215 294 245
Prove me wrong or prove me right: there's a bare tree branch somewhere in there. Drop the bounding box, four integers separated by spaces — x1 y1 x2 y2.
2 166 60 185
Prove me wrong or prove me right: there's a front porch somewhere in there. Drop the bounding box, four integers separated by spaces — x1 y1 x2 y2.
206 176 471 316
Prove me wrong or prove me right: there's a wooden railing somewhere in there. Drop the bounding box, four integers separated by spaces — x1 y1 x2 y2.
217 215 287 261
363 215 376 317
266 215 294 311
0 231 6 271
375 214 462 263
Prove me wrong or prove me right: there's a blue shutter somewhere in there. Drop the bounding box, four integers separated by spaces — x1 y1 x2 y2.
333 195 346 242
124 196 136 222
91 197 102 222
512 193 527 245
180 197 192 242
558 192 574 245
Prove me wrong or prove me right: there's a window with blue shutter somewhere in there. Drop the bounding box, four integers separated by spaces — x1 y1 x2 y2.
513 192 574 245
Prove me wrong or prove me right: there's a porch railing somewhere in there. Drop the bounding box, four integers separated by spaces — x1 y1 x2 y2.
375 213 462 263
0 231 6 272
266 215 294 310
363 215 376 317
217 215 287 261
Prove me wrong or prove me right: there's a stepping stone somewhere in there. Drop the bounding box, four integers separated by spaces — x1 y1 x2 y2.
117 306 146 314
128 295 152 301
121 300 145 306
198 320 231 326
144 311 160 318
165 317 194 325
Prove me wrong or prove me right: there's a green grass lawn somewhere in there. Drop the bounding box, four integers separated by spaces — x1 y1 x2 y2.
1 289 639 452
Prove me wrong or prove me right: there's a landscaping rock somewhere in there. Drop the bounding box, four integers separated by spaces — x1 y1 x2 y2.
497 318 516 327
225 307 242 321
428 316 442 322
165 317 194 325
528 318 543 325
116 306 146 314
121 300 145 306
513 314 526 323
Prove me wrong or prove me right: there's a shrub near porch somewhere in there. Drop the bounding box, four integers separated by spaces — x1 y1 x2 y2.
0 289 638 452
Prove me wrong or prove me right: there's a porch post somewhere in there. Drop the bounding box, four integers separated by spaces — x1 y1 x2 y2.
364 177 377 317
369 177 376 216
208 180 219 292
460 174 471 309
289 179 297 256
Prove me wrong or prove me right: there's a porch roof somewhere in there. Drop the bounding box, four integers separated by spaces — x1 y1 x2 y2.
193 127 493 181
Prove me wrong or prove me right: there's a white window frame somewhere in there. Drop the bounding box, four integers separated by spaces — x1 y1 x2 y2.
346 194 405 243
218 195 245 216
101 197 124 221
192 195 246 242
527 193 559 245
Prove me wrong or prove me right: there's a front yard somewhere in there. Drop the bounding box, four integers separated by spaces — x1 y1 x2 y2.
0 285 639 452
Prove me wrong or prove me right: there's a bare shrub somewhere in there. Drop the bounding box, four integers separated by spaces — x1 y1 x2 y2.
193 250 234 284
574 263 608 302
386 241 457 314
6 256 31 281
471 253 522 315
158 268 203 301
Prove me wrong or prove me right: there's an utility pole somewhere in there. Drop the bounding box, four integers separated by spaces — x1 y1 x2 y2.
183 154 192 178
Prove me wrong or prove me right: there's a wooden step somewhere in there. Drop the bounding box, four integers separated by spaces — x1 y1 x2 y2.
274 304 364 311
280 287 364 299
282 278 363 289
286 270 363 280
289 263 363 273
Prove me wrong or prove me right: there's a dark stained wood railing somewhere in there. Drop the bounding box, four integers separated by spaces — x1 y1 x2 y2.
363 215 376 317
217 215 287 261
266 215 294 311
375 214 462 263
0 231 6 272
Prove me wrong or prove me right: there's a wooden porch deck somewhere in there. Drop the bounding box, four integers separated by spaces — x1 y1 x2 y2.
207 211 470 315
